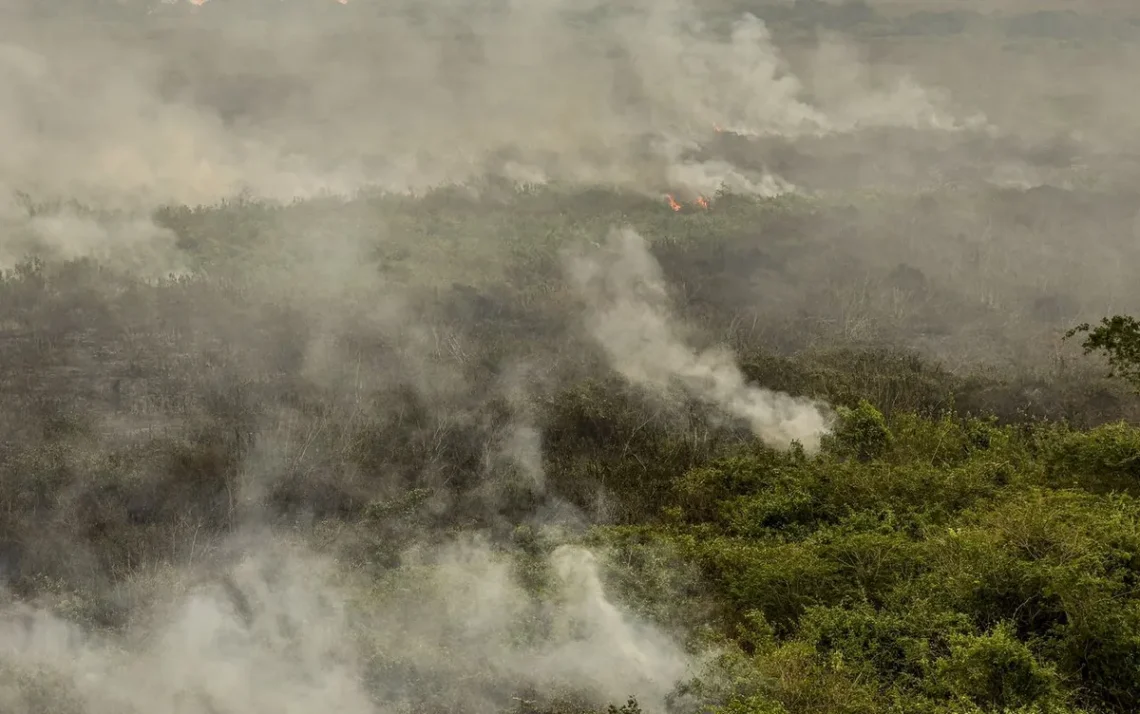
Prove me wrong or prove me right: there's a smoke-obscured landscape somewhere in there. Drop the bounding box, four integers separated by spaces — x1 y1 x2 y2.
3 1 1140 712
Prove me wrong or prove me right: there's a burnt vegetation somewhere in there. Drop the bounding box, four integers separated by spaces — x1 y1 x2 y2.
2 178 1140 713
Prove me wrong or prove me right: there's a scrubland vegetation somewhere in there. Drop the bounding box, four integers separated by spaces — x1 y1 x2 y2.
1 184 1140 714
5 1 1140 713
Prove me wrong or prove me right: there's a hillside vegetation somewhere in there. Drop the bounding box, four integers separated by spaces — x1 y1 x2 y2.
1 185 1139 714
6 0 1140 710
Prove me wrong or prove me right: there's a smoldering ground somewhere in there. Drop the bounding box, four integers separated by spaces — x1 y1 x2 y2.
2 1 1140 713
0 534 696 714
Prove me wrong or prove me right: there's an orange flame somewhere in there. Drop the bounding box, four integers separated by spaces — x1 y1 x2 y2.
696 196 710 210
713 123 723 134
665 194 682 212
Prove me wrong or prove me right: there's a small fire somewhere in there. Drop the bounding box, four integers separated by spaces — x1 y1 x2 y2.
189 0 208 5
664 194 712 213
713 123 723 134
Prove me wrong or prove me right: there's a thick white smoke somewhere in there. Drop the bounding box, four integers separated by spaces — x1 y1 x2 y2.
566 226 833 451
0 0 973 211
0 534 693 714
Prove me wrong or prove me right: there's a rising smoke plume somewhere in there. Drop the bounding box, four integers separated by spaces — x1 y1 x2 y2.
566 226 833 451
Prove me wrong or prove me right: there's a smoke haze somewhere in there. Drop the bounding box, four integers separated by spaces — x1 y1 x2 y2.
2 1 1140 713
0 0 979 211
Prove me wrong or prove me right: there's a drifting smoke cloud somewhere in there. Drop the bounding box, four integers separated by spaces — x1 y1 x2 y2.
566 226 833 451
0 0 975 212
14 211 187 279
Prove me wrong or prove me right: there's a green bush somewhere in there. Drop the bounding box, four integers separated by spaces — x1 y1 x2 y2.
1043 422 1140 491
936 622 1061 711
826 400 892 463
800 602 971 687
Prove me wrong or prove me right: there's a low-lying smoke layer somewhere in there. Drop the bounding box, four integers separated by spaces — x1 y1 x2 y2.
0 535 692 714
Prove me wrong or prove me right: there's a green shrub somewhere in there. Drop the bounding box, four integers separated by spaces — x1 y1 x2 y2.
1043 422 1140 491
708 694 789 714
693 538 854 633
752 640 879 714
800 602 971 687
936 622 1061 711
674 451 790 523
825 400 893 463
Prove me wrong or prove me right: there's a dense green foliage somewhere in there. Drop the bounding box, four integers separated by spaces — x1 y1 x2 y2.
599 406 1140 713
